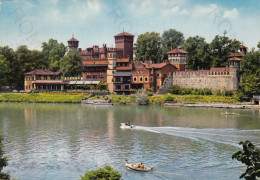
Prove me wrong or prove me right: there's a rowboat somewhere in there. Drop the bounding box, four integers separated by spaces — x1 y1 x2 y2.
224 112 236 115
125 161 153 172
120 123 134 129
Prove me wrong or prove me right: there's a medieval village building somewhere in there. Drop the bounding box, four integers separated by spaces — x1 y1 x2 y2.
24 32 246 94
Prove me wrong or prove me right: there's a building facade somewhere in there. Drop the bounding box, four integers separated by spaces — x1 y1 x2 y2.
158 46 246 93
24 69 67 92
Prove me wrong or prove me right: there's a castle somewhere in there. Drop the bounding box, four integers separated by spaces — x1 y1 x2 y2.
24 32 245 93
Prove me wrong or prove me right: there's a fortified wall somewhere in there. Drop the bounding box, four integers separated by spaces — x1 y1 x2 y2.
172 66 239 92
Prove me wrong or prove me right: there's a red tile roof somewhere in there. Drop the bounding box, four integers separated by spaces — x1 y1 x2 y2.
228 51 245 57
167 48 187 54
24 69 61 76
114 32 134 37
227 57 241 61
67 37 79 42
145 62 175 69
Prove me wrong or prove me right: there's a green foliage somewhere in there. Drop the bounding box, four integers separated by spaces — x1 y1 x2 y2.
41 39 67 72
164 94 175 102
136 94 149 105
210 35 241 67
183 36 212 70
80 166 122 180
0 93 85 103
0 55 10 88
258 42 260 49
234 90 244 102
110 95 136 104
232 141 260 179
6 45 46 88
169 85 181 94
0 135 10 180
0 46 16 87
135 32 162 63
169 85 213 96
241 51 260 97
60 50 82 77
129 89 137 94
97 82 107 90
161 29 184 60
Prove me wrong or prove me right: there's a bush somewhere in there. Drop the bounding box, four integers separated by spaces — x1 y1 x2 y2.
169 85 181 94
0 135 10 180
164 94 175 102
234 90 244 102
147 92 153 96
80 166 122 180
137 94 149 105
232 141 260 179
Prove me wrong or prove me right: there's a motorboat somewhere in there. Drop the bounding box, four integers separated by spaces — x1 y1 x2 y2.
125 160 153 171
120 123 134 129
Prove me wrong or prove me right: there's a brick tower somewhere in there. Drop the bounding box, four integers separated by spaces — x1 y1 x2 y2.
166 47 187 71
67 36 79 51
114 32 134 60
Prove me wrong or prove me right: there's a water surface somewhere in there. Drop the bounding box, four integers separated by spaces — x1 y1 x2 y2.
0 103 259 180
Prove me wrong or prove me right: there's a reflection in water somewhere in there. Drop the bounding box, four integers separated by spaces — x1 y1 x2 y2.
0 103 259 180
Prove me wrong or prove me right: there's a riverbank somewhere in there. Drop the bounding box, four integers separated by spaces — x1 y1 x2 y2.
0 93 88 103
0 93 259 109
164 102 260 109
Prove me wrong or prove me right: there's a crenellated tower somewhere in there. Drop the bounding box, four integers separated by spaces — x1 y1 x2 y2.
67 36 79 51
166 47 187 71
114 32 134 60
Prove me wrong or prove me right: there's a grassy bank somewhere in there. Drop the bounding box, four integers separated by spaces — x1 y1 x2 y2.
0 93 87 103
0 93 239 104
110 94 239 105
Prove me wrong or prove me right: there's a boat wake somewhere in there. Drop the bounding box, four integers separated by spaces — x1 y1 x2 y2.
132 126 260 148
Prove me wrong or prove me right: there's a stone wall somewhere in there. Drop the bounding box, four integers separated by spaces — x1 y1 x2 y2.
172 69 239 92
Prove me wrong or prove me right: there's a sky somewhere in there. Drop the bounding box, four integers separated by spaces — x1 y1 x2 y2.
0 0 260 51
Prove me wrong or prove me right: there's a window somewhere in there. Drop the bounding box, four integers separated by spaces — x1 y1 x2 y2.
150 76 153 82
125 85 129 89
86 75 91 79
116 77 121 82
116 85 121 90
164 73 167 78
157 74 159 78
93 75 97 79
145 77 148 82
100 74 104 78
133 77 137 82
140 77 143 82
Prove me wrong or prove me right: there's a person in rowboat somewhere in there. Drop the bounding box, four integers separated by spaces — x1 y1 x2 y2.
140 162 144 168
125 120 130 126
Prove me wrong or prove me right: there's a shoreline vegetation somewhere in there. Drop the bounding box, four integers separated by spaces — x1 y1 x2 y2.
0 92 259 109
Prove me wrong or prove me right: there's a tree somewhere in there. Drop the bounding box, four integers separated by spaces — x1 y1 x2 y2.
183 36 212 70
161 29 184 60
135 32 162 63
80 166 122 180
0 56 10 88
0 46 16 87
241 50 260 96
232 141 260 179
210 35 241 67
60 50 82 77
97 82 107 90
0 135 10 179
258 42 260 49
41 39 67 72
14 45 45 88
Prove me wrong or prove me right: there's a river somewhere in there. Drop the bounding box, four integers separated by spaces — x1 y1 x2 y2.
0 103 259 180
